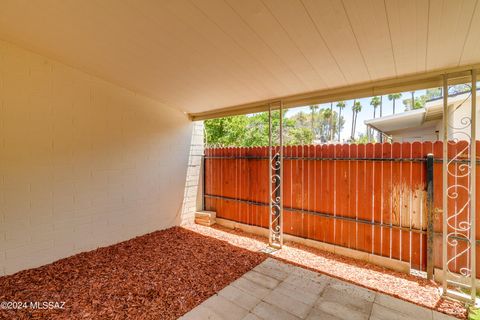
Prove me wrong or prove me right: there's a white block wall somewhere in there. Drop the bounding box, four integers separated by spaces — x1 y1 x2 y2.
180 121 204 225
0 40 195 275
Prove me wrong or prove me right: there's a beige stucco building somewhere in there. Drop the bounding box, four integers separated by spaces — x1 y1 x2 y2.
365 91 480 143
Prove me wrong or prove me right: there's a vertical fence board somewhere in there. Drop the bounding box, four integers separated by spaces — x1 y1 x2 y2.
411 141 423 269
367 143 376 254
373 143 383 256
327 144 336 244
314 145 324 242
350 144 358 249
391 143 402 260
307 145 316 239
381 143 393 258
401 142 412 264
302 145 308 238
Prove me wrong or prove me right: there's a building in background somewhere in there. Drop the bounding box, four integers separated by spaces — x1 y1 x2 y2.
365 90 480 143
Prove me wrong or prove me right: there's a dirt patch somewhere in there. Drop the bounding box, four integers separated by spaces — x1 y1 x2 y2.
187 223 467 319
0 227 265 320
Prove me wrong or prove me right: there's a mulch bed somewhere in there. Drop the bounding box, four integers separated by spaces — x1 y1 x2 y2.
0 227 265 320
187 224 468 319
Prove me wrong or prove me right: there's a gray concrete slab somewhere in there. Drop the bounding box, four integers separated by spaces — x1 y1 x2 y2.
181 258 457 320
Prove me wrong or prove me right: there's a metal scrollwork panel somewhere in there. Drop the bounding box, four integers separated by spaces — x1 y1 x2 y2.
270 151 282 245
442 71 477 302
269 104 283 248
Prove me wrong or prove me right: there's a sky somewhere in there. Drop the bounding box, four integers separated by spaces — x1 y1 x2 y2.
284 89 428 142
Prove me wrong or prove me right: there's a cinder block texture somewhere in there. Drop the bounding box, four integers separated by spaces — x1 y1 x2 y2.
179 121 204 225
0 40 195 275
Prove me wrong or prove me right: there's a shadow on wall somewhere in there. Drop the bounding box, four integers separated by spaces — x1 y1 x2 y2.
0 39 193 275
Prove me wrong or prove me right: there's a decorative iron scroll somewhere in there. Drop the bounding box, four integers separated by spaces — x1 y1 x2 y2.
270 151 282 246
442 71 477 303
268 103 283 248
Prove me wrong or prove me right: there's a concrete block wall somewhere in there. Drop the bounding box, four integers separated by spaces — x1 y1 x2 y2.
0 40 194 275
179 121 204 225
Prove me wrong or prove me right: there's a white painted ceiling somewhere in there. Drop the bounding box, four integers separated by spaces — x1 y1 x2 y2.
0 0 479 114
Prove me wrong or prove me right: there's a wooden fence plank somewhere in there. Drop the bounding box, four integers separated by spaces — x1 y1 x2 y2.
345 144 357 249
314 145 324 242
307 145 316 239
373 143 383 256
400 142 412 264
357 143 367 252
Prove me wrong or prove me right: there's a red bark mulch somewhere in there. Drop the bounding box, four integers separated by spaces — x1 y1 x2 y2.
0 226 265 320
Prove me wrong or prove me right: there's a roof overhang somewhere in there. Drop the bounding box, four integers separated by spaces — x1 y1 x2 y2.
364 108 426 133
189 65 479 120
1 1 479 119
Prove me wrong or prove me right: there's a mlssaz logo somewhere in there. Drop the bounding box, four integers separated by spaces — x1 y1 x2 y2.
29 301 66 310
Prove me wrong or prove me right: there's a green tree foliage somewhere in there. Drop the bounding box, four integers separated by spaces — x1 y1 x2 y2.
205 106 345 147
353 133 370 144
309 105 319 133
204 115 249 147
449 84 471 95
426 88 442 100
402 84 470 111
403 94 427 110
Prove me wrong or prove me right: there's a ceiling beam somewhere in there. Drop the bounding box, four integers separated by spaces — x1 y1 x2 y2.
189 63 480 121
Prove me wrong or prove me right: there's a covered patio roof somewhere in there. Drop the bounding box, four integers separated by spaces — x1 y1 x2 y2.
0 0 479 119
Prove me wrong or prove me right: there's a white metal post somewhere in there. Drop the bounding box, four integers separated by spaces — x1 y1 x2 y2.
279 101 284 247
442 74 448 295
268 105 273 247
442 70 478 304
471 69 477 301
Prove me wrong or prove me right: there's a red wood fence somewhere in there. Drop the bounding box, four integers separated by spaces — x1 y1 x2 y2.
204 141 480 275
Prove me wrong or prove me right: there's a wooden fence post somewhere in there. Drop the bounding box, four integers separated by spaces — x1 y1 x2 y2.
426 153 434 280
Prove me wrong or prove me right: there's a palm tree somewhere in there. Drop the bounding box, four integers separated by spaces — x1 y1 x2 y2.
370 96 381 119
379 95 383 117
309 105 318 138
336 101 346 141
402 93 415 111
329 102 334 141
324 108 333 141
370 96 381 140
350 100 356 140
351 100 362 140
388 93 402 114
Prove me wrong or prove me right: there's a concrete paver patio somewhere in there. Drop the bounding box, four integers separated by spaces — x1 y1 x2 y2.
181 258 456 320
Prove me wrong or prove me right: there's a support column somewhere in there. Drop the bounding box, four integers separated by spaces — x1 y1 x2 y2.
426 153 434 280
442 70 477 304
268 102 283 249
470 69 476 301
